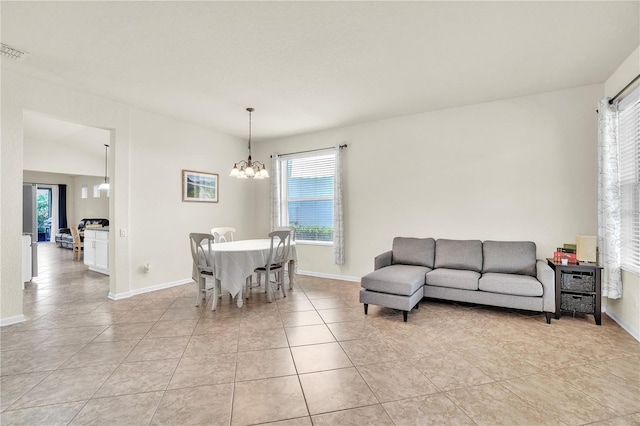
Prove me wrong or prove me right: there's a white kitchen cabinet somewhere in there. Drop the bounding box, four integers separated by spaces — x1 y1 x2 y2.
84 229 109 275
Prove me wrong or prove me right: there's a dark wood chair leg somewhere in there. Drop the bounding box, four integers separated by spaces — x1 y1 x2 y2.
415 302 420 310
545 312 552 324
403 311 408 322
364 304 368 315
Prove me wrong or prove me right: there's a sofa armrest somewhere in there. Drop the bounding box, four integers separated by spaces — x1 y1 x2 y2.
374 251 392 270
536 259 555 313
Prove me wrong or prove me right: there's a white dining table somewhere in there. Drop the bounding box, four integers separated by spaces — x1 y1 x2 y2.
207 239 297 307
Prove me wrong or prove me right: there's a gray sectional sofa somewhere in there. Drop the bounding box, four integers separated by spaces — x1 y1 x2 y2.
360 238 556 323
56 218 109 249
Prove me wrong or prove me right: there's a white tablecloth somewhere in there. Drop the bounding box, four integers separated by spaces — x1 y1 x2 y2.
207 239 297 305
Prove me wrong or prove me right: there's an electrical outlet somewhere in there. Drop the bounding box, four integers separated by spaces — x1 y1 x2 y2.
120 228 127 238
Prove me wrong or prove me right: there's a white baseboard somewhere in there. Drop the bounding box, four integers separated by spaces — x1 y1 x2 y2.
108 272 359 300
297 270 360 283
604 307 640 342
108 278 193 300
88 266 110 276
0 314 26 327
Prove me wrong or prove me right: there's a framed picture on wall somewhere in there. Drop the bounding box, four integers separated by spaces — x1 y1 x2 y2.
182 170 219 203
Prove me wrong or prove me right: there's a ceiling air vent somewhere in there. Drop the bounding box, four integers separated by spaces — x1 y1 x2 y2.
1 43 28 61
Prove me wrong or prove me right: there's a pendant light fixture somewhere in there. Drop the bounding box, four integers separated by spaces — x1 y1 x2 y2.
230 108 269 179
98 144 110 190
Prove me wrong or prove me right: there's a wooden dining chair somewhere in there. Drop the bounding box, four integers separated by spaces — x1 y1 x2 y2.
70 226 84 261
210 227 236 243
253 230 292 302
189 233 221 310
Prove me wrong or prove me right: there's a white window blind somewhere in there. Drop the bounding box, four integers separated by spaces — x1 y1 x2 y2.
278 150 336 243
618 88 640 274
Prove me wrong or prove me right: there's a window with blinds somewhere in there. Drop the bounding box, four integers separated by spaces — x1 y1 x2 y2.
278 151 336 243
618 87 640 274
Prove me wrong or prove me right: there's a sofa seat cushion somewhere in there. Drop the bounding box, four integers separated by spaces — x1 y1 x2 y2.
392 237 436 268
426 268 480 291
361 264 430 296
483 241 537 277
479 273 543 297
434 239 483 272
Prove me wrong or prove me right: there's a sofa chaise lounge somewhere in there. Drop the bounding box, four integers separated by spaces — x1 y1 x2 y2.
360 237 556 323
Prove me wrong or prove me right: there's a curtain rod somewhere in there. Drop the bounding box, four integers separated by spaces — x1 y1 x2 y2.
270 144 347 158
610 73 640 104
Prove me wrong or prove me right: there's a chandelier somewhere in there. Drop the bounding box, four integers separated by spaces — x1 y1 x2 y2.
230 107 269 179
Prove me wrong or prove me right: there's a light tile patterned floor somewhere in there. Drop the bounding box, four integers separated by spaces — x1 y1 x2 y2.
1 242 639 425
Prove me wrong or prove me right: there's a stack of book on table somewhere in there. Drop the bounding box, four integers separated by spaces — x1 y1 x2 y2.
554 244 577 264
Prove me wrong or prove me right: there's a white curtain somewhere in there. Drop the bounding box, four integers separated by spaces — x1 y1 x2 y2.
334 145 345 265
270 153 281 231
597 98 622 299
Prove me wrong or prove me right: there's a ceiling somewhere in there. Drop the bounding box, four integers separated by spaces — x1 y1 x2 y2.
2 1 639 141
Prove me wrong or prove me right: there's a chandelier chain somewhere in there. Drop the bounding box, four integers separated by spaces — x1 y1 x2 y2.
248 108 252 153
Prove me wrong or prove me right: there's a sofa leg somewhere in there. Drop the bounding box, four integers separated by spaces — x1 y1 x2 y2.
545 312 552 324
364 304 368 315
403 311 408 322
415 301 419 310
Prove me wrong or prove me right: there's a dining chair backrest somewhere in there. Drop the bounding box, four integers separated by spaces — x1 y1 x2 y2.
70 226 82 245
267 230 292 267
70 226 84 261
211 227 236 243
273 226 296 242
189 233 215 274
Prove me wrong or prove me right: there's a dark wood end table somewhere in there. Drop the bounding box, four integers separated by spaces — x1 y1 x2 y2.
546 258 603 325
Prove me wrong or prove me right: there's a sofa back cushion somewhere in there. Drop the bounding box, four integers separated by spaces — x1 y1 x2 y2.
78 218 109 230
434 239 483 272
482 240 537 276
392 237 436 268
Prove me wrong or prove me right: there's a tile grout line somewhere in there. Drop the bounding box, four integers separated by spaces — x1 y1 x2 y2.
280 283 313 423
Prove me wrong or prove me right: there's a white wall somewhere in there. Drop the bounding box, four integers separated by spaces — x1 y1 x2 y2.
23 170 75 187
603 45 640 340
2 69 131 323
127 108 256 290
3 65 632 336
1 70 253 324
253 84 603 281
23 124 108 177
73 175 109 223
